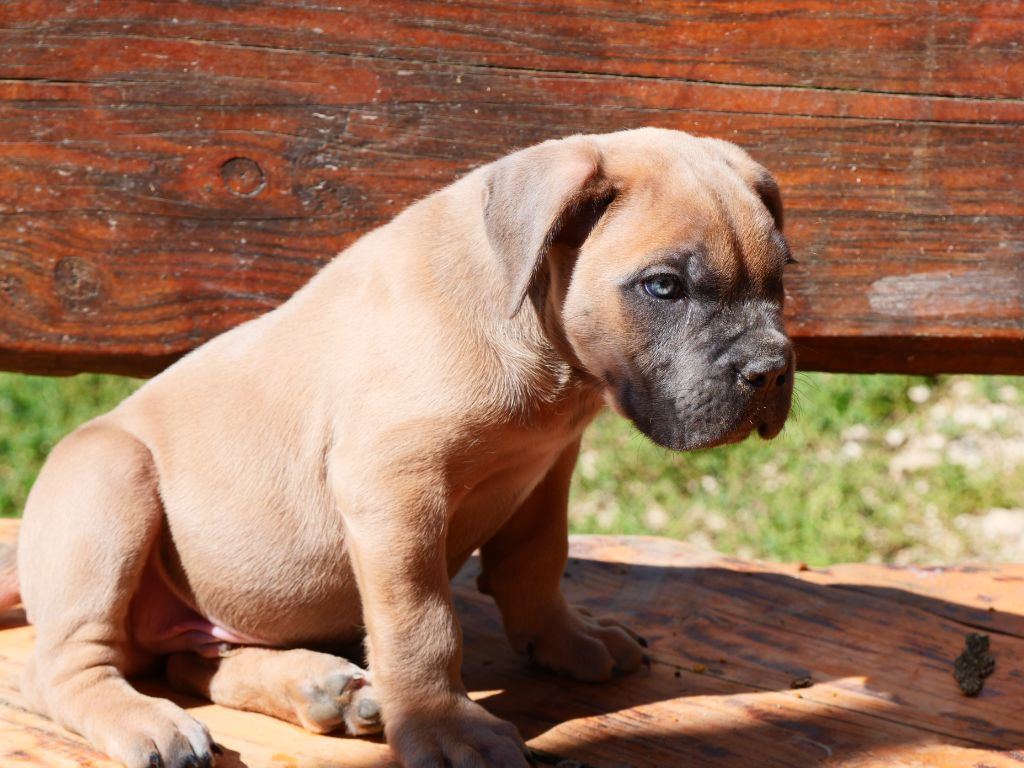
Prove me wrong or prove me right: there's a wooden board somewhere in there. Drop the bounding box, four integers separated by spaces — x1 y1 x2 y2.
0 519 1020 767
1 2 1022 376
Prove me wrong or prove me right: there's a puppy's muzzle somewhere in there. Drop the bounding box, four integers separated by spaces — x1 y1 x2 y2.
736 354 791 392
738 347 795 440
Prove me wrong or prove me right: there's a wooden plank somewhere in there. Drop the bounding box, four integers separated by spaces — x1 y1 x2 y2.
0 2 1022 376
3 1 1021 100
798 560 1024 639
0 520 1020 767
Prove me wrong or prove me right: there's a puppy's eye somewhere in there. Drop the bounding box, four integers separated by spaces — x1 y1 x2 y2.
642 275 684 300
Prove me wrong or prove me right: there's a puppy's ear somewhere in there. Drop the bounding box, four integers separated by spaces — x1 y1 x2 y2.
484 136 611 317
703 139 784 232
750 170 783 232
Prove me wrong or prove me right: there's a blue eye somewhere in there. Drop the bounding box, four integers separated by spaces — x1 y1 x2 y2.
642 275 684 300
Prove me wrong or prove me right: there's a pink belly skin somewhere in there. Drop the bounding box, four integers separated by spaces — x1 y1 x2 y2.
130 553 267 659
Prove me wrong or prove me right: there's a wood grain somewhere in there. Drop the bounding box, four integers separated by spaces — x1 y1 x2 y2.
0 519 1020 767
0 2 1021 375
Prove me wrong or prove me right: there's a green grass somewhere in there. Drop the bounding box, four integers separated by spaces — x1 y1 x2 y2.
1 371 1021 565
0 373 141 518
572 373 1024 565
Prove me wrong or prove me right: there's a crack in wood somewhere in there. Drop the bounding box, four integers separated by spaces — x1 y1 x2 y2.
7 31 1024 108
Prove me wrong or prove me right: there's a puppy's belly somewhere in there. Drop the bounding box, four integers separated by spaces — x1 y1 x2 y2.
182 559 366 650
154 504 367 649
130 553 269 658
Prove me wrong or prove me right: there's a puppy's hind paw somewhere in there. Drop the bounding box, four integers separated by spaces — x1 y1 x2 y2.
346 683 384 736
292 664 382 736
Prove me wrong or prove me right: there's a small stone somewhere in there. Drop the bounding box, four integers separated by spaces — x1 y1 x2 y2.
908 384 931 404
841 424 871 442
840 441 864 460
884 428 907 448
997 385 1018 403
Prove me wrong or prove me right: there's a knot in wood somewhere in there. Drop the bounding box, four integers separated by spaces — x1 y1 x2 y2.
220 157 266 198
53 256 104 311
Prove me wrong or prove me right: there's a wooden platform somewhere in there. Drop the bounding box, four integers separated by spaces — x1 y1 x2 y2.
1 521 1021 768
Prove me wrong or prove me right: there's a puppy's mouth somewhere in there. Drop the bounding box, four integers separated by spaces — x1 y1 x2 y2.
606 377 788 452
606 380 733 451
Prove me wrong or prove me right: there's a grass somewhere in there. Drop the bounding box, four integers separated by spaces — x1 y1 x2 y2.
572 374 1024 565
1 371 1021 565
0 374 141 518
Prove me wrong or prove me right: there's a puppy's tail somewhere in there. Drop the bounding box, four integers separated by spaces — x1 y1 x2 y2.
0 538 20 609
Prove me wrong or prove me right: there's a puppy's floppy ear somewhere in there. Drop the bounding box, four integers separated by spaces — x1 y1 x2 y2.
750 170 783 232
483 136 611 317
703 138 784 232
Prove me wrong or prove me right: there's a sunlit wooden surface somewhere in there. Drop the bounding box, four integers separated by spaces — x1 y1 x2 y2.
0 520 1020 767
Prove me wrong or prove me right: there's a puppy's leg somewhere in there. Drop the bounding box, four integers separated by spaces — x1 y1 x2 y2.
167 647 382 735
332 463 530 768
479 440 647 682
18 424 215 768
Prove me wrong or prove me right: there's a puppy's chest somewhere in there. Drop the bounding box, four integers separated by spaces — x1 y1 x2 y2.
443 434 579 572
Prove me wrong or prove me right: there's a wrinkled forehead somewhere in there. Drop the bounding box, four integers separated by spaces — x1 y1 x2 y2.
597 149 788 291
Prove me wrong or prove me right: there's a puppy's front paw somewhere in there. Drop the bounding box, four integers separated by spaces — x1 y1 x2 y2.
102 697 217 768
387 696 529 768
521 606 647 682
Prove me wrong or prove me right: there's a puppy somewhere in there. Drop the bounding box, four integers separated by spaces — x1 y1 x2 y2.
7 128 794 768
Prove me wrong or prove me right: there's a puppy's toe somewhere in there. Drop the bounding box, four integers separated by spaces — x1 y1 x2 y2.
109 700 215 768
292 664 382 735
524 609 647 682
324 668 359 699
388 697 529 768
346 685 383 735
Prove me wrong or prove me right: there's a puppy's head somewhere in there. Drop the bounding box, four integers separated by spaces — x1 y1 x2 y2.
484 128 794 450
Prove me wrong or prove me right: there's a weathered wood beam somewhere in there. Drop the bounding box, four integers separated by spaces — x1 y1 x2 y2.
1 2 1021 376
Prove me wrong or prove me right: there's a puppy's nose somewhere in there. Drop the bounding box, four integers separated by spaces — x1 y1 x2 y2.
738 356 790 390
